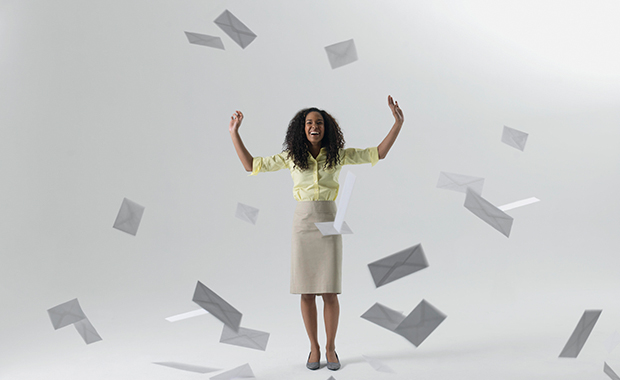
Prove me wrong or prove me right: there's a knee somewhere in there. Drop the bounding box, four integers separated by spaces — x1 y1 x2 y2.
301 294 317 303
322 293 338 304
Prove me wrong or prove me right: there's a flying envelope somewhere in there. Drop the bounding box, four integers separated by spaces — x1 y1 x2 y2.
214 10 257 49
73 318 102 344
324 39 358 69
192 281 242 332
219 325 269 351
368 244 428 288
47 298 86 330
184 31 225 50
393 299 447 347
153 362 219 374
436 171 484 195
501 125 528 151
464 188 513 237
360 303 406 331
605 362 620 380
112 198 145 236
559 309 602 358
235 203 259 225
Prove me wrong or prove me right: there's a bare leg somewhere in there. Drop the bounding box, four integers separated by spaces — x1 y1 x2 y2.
301 294 320 362
322 293 340 363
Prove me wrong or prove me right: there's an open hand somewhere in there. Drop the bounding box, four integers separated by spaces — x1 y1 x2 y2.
229 110 244 134
388 95 404 125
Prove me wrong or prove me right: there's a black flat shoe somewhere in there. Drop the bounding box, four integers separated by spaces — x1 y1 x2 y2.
306 352 320 370
327 352 340 371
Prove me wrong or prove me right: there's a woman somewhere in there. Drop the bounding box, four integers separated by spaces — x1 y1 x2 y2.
229 96 404 370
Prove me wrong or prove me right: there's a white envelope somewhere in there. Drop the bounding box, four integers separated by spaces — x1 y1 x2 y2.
368 244 428 288
47 298 86 330
210 363 255 380
219 325 269 351
436 171 484 195
184 31 225 50
464 188 513 237
501 125 528 151
393 299 447 347
235 203 259 225
192 281 242 332
214 10 257 49
605 362 620 380
360 303 406 331
73 318 102 344
314 221 353 236
559 309 602 358
112 197 145 236
324 39 358 69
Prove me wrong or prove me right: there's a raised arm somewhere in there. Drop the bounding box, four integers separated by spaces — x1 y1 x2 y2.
229 110 253 172
377 95 404 160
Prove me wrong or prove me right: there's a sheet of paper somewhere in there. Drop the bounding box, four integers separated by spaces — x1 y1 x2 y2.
165 309 209 322
112 197 145 236
210 363 255 380
394 299 447 347
362 355 395 373
360 303 406 331
605 331 620 353
314 221 353 236
47 298 87 330
325 39 358 69
315 171 356 235
235 203 259 225
559 309 602 358
368 244 428 288
214 10 257 49
501 125 529 151
334 171 356 232
193 281 242 332
497 197 540 211
219 325 269 351
464 188 513 237
605 362 620 380
153 362 219 374
184 31 225 50
73 318 102 344
436 172 484 195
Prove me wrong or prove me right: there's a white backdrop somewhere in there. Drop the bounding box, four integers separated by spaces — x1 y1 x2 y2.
1 1 620 379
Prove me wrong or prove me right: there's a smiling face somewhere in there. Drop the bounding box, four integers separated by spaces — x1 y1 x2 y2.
304 111 324 145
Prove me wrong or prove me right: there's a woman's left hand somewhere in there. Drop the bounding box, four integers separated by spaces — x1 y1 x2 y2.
388 95 404 125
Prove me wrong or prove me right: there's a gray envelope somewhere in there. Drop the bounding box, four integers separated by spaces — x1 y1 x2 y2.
501 125 528 151
153 362 219 374
112 197 145 236
368 244 428 288
47 298 87 330
235 203 259 225
210 363 255 380
219 324 269 351
559 309 602 358
436 171 484 195
214 10 257 49
327 377 336 380
324 39 358 69
605 362 620 380
464 188 513 237
73 318 102 344
360 303 406 331
394 299 446 347
184 31 225 50
192 281 242 332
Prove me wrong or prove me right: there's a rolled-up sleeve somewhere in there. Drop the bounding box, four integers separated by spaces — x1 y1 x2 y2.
250 152 289 175
341 147 379 167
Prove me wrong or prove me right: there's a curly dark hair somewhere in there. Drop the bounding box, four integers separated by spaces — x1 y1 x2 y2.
283 107 345 171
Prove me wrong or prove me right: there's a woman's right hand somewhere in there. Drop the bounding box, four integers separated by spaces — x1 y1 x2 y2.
229 110 244 134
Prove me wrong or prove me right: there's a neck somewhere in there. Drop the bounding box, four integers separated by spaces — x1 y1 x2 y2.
308 143 321 159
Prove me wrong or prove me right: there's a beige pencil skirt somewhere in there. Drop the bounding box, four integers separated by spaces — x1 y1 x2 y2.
290 201 343 294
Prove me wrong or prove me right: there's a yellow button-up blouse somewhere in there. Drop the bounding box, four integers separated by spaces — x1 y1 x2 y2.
251 147 379 201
